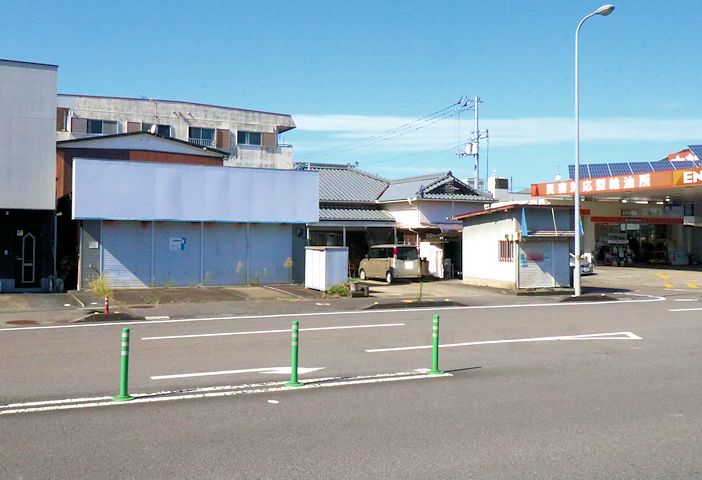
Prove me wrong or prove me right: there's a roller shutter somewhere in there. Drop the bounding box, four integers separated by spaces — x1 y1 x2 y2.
101 221 152 288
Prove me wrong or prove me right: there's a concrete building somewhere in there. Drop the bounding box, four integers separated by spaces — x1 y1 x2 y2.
0 59 57 292
56 94 296 169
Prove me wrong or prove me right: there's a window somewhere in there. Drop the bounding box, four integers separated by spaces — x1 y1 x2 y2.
189 127 215 147
237 130 262 146
142 123 171 137
56 108 69 131
87 119 118 135
498 241 514 262
396 247 418 261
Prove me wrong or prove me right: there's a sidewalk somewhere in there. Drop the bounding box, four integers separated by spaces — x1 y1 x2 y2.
3 265 685 328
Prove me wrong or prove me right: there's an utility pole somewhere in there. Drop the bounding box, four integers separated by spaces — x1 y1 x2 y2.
456 96 488 191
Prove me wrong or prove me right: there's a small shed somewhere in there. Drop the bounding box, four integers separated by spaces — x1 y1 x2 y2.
456 203 575 289
305 246 349 291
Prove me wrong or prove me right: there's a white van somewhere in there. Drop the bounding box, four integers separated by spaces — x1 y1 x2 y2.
358 244 422 283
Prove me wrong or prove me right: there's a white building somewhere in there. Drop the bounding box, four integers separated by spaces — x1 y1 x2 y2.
56 94 296 169
457 202 574 290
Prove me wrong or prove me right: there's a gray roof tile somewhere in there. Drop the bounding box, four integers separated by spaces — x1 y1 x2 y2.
319 207 395 221
296 163 388 202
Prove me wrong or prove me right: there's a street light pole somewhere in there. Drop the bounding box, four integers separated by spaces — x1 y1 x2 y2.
574 4 615 297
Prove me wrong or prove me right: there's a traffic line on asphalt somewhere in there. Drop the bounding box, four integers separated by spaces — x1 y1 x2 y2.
151 366 324 380
0 370 452 416
366 331 642 353
0 292 666 333
141 322 406 341
669 307 702 312
673 299 697 302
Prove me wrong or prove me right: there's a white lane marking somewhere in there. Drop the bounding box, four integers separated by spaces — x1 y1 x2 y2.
673 299 697 302
0 370 452 415
366 331 642 353
151 366 324 380
267 400 279 404
669 307 702 312
141 322 405 341
0 292 665 332
144 315 170 320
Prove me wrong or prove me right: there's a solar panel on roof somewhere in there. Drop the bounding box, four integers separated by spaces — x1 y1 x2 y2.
629 162 653 173
568 165 575 180
588 163 611 177
670 161 695 170
608 163 632 175
688 145 702 160
578 165 590 178
650 161 673 172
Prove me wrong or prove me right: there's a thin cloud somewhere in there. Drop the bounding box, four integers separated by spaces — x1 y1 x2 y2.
293 113 702 152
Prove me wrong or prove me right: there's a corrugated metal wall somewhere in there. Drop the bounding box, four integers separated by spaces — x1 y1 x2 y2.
249 224 292 285
93 221 293 288
102 221 153 288
202 223 248 285
153 222 201 286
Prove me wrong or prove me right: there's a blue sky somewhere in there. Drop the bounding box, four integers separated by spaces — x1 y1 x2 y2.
4 0 702 189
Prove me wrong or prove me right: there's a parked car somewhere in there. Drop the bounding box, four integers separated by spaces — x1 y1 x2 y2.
358 244 422 283
570 253 594 275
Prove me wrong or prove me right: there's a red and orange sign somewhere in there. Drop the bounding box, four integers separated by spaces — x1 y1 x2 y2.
531 168 702 197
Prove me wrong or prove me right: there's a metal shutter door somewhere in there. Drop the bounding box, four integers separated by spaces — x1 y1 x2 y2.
249 224 292 284
552 241 570 287
202 223 248 285
102 222 152 288
153 222 201 286
518 241 556 288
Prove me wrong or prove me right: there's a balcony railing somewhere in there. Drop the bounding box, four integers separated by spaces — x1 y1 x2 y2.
188 138 215 148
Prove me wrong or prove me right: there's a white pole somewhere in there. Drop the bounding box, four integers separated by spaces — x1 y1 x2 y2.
474 96 480 190
574 5 614 296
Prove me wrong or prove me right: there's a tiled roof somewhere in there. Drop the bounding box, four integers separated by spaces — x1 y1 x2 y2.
378 172 492 202
319 206 395 222
296 163 388 202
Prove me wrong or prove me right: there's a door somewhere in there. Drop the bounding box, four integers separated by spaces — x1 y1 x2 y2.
14 232 41 288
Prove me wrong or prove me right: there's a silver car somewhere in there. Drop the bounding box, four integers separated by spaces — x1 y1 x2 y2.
570 253 594 275
358 245 422 283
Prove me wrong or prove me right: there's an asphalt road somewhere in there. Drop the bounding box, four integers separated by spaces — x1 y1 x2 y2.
2 289 702 478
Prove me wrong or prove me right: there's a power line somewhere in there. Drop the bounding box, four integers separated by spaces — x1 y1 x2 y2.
295 99 470 161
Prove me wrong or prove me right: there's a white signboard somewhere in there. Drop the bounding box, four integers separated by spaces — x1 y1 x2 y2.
72 159 319 223
169 237 186 251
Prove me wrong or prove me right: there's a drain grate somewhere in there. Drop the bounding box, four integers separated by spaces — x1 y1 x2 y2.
6 320 39 325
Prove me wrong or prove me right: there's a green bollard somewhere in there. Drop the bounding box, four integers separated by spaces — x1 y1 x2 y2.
429 313 444 375
285 320 303 387
113 327 134 402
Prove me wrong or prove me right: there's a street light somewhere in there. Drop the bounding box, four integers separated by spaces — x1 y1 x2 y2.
574 4 615 297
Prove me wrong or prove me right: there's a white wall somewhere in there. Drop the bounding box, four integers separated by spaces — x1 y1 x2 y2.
384 200 485 228
0 60 57 209
462 216 517 286
73 159 319 223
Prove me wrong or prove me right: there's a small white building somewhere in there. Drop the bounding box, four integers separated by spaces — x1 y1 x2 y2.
456 202 574 290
